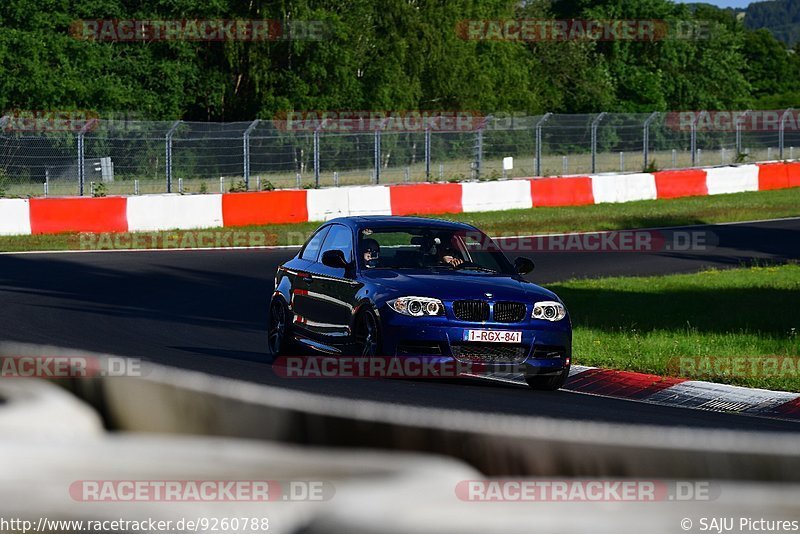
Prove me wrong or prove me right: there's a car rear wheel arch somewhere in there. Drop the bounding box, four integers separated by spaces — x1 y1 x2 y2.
268 294 295 358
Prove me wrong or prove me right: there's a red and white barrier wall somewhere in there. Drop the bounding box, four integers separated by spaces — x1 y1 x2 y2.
1 162 799 236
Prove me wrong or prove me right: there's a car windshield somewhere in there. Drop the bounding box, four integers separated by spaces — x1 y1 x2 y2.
357 226 513 273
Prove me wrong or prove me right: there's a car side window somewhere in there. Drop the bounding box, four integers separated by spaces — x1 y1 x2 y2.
300 226 330 261
320 224 354 262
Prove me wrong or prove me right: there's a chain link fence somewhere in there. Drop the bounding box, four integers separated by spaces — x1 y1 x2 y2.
1 111 798 197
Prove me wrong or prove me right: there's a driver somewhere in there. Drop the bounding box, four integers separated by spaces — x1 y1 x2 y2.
438 244 464 267
361 238 380 268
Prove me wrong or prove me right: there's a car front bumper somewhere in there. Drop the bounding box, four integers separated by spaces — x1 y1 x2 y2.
379 308 572 378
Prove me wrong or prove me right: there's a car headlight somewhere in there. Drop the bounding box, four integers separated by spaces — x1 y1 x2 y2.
388 297 444 317
532 301 566 322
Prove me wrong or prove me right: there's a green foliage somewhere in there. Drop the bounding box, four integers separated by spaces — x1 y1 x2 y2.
735 152 750 164
302 182 319 189
643 160 659 173
0 169 8 197
261 180 275 192
91 181 107 197
483 169 502 181
0 0 795 118
198 182 208 194
228 179 247 193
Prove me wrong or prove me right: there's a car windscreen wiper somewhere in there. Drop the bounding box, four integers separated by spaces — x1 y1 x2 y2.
457 265 499 273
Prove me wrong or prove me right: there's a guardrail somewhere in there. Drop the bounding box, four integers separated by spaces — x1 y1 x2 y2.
4 343 800 533
3 343 795 481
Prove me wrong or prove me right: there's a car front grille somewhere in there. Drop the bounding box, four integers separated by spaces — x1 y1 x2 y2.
451 343 528 364
493 302 526 323
453 300 490 322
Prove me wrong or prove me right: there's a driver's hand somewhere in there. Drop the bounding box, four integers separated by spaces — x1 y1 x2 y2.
443 255 463 267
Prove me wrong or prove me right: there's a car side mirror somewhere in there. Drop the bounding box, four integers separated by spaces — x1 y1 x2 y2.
514 257 535 275
322 249 349 269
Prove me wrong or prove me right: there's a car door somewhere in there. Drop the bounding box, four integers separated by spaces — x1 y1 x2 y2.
302 224 361 344
289 225 330 337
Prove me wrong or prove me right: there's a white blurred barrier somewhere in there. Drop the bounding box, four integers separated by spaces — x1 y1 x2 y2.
4 345 800 533
591 173 658 203
0 378 102 437
2 341 787 481
127 194 224 231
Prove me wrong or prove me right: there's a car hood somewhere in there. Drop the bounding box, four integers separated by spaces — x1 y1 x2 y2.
361 269 560 303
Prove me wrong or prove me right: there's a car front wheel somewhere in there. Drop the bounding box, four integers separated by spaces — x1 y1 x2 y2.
353 309 381 357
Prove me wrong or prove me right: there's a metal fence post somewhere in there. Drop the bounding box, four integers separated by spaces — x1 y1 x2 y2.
643 112 659 169
779 108 793 160
690 114 699 166
243 119 259 190
424 127 431 181
474 127 483 180
735 110 750 156
77 131 85 196
313 126 321 188
534 113 552 177
590 112 607 174
165 120 181 193
474 115 492 181
76 119 98 196
374 125 382 185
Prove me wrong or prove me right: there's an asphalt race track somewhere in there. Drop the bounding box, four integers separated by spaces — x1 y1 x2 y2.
1 217 799 432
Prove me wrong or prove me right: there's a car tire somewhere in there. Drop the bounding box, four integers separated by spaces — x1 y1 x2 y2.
525 367 569 391
268 296 294 358
353 308 382 357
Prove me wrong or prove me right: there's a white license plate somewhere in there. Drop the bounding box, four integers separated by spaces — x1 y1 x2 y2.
463 330 522 343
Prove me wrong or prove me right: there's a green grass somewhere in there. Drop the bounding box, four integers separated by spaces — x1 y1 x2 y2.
446 187 800 236
550 264 800 391
2 186 798 253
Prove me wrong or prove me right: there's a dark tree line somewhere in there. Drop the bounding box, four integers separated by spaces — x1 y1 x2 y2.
1 0 799 121
745 0 800 46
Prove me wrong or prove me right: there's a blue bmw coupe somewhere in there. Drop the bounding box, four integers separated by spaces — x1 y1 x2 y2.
269 216 572 390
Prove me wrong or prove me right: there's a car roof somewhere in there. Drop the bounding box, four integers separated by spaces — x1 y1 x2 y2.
325 215 477 232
